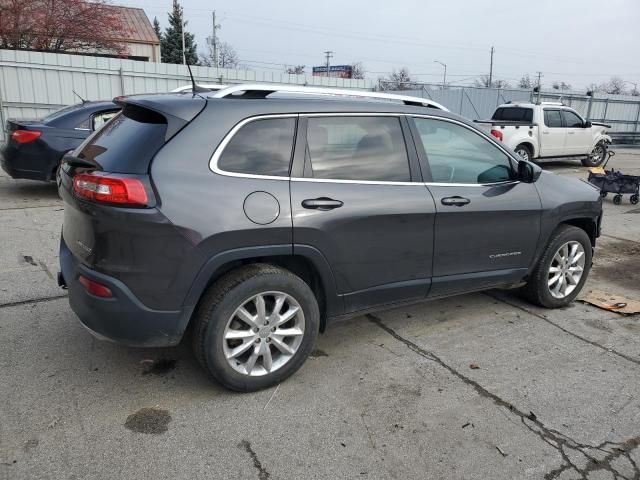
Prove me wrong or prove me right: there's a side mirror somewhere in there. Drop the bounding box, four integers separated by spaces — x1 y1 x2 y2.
583 121 592 128
517 160 542 183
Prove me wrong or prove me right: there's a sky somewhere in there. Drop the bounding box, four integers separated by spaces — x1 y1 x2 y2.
121 0 640 91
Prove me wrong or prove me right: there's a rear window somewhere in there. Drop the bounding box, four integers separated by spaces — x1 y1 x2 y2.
492 107 533 122
76 105 167 174
217 117 296 176
41 104 84 123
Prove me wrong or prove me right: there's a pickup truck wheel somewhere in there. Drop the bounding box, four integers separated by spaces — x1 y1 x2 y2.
192 264 320 392
522 225 592 308
582 141 607 167
514 144 532 162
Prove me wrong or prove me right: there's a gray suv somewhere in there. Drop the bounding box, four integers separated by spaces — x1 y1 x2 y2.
57 84 602 391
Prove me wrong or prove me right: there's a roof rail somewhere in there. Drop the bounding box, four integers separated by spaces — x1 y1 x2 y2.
210 83 449 111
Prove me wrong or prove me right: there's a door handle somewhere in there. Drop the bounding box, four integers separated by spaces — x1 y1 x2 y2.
441 196 470 207
301 197 344 210
567 131 575 135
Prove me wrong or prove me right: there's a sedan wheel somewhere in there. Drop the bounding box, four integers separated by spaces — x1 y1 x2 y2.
223 291 305 376
547 241 586 299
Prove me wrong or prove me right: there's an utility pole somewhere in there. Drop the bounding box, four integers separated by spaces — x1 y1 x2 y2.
324 50 333 78
536 71 543 103
488 46 494 87
211 10 221 67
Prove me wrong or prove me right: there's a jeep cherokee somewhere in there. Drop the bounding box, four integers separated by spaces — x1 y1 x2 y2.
57 84 602 391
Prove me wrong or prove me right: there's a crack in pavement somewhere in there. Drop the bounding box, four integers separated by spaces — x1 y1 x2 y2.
0 293 67 310
238 440 270 480
487 292 640 367
366 314 640 480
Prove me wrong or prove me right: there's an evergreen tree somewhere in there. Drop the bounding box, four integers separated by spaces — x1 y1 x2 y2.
153 17 162 42
161 0 198 65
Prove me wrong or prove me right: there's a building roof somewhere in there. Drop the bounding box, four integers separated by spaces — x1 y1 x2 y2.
110 5 159 45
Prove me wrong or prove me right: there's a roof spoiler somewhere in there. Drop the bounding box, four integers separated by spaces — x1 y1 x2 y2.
113 94 207 140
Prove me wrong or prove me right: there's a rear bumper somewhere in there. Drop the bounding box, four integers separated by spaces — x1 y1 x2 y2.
59 236 192 347
0 144 52 181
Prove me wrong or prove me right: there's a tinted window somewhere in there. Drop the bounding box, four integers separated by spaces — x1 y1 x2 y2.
306 116 410 182
544 110 563 128
414 118 514 184
562 110 584 128
218 118 295 176
492 107 533 122
76 105 167 174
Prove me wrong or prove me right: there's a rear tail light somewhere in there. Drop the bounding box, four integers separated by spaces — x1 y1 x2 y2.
78 275 113 298
73 172 148 206
490 129 503 142
11 129 42 144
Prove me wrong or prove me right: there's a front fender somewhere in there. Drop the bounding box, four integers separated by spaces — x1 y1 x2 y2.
592 133 612 149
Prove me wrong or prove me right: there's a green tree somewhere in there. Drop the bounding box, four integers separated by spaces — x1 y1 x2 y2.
153 17 161 42
161 0 197 65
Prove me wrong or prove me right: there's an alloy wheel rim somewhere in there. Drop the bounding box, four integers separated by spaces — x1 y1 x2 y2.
516 149 529 161
223 291 305 376
591 145 604 162
547 241 586 299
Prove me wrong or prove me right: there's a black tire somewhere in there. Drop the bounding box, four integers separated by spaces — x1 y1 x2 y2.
613 194 622 205
582 141 607 167
630 194 639 205
192 263 319 392
600 191 608 198
521 225 592 308
514 143 533 163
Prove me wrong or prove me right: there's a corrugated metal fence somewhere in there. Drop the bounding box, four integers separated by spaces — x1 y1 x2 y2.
0 49 374 140
1 49 639 143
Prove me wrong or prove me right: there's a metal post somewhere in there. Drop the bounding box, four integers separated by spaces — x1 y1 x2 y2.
586 94 593 120
633 102 640 134
459 87 464 115
603 98 609 122
119 67 125 95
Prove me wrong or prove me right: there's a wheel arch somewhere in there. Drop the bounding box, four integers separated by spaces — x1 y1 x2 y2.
561 217 598 246
515 140 537 159
182 245 341 333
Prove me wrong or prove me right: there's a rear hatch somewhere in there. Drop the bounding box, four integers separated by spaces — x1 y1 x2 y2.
58 94 206 269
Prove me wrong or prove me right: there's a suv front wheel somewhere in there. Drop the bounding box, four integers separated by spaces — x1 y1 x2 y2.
193 264 319 392
522 225 592 308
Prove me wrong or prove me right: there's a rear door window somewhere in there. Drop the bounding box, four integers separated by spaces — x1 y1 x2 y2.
217 117 296 177
305 116 410 182
76 105 167 174
544 110 563 128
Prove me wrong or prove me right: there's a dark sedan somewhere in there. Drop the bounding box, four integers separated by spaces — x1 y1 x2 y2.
1 101 119 181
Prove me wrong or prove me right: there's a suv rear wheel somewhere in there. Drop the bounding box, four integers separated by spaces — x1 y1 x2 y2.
521 225 592 308
193 264 319 392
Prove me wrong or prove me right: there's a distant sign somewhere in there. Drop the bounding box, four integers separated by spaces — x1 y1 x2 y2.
312 65 353 79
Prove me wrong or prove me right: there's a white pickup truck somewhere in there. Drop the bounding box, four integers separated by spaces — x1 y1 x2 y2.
475 102 611 167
